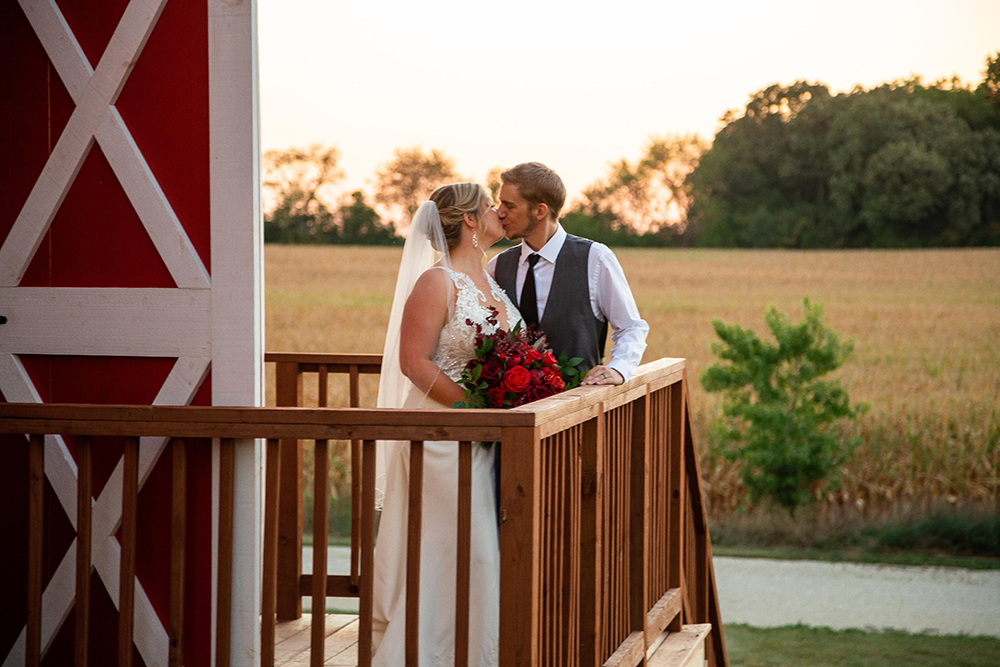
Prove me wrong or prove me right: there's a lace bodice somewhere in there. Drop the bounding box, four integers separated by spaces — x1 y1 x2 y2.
432 268 520 382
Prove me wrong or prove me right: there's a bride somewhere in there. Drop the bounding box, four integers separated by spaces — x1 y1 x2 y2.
371 183 519 666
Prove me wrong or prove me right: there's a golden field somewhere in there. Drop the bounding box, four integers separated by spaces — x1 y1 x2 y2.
265 245 1000 519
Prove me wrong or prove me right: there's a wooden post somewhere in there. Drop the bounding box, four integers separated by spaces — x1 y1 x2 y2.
358 440 377 666
630 389 650 659
119 437 139 667
27 434 44 667
262 438 282 666
216 439 235 667
169 439 186 667
275 361 304 620
311 438 329 667
499 425 541 666
579 411 604 667
76 436 92 667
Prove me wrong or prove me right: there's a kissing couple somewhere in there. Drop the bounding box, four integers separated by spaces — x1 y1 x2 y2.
369 162 649 665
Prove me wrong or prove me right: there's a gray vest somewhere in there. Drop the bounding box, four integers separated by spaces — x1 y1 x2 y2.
495 235 608 375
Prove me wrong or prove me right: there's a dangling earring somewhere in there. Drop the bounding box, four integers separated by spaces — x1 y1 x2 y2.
473 232 479 248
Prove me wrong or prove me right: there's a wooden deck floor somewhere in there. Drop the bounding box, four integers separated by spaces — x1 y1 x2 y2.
275 614 359 666
275 615 711 667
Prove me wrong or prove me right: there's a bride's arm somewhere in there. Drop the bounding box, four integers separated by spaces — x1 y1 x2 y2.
399 269 466 407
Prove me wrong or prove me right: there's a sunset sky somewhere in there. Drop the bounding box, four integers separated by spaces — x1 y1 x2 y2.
258 0 1000 204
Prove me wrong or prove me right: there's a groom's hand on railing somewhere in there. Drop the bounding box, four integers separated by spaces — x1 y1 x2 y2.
581 366 623 386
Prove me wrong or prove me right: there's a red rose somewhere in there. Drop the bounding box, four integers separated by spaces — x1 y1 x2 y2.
488 386 506 407
541 350 558 367
529 368 547 386
544 367 566 392
532 384 555 401
505 351 523 368
481 359 503 383
501 365 531 393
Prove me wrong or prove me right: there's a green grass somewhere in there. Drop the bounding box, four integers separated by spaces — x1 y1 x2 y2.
708 507 1000 568
711 545 1000 570
724 624 1000 667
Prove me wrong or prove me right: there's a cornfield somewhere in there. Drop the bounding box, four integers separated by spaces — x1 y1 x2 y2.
265 245 1000 525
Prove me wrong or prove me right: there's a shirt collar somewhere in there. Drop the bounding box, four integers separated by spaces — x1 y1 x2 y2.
520 223 566 265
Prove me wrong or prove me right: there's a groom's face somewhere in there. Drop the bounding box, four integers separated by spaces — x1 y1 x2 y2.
497 183 538 242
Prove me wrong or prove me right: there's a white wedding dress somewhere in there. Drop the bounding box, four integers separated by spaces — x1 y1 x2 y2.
371 267 520 667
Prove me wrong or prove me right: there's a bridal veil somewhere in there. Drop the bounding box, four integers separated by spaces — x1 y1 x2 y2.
375 200 452 505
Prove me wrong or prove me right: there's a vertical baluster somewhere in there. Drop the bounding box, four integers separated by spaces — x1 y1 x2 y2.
405 441 424 665
27 433 44 667
350 437 362 588
169 439 187 667
76 435 92 667
348 365 360 407
541 438 551 665
454 441 472 667
667 381 685 632
119 437 139 667
358 440 377 666
312 438 329 667
579 411 604 667
262 438 282 666
554 433 564 664
217 438 235 667
313 366 330 665
318 365 329 407
630 390 650 651
350 365 362 588
314 366 330 664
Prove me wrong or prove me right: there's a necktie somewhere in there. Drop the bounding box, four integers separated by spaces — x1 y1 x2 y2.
519 253 541 328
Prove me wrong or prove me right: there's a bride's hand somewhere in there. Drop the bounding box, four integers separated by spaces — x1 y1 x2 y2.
582 366 622 386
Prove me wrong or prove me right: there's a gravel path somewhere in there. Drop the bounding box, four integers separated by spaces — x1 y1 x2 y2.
713 556 1000 637
304 547 1000 637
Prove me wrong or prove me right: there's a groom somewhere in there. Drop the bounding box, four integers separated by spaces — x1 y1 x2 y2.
487 162 648 386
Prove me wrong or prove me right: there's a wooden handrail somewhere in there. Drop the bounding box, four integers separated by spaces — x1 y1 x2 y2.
5 354 727 667
261 352 727 667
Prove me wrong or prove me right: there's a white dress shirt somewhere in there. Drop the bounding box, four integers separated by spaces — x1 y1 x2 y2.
487 224 649 381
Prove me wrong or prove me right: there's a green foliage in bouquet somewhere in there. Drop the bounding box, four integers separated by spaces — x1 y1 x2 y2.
700 298 868 514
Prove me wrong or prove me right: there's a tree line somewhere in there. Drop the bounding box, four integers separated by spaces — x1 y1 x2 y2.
264 52 1000 248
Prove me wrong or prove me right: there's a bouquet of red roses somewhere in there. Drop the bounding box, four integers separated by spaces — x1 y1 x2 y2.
453 307 583 409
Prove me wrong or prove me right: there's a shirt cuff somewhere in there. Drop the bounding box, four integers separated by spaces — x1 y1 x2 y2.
606 360 635 383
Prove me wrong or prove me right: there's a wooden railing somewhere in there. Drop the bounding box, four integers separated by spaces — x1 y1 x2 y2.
265 352 728 667
5 353 727 667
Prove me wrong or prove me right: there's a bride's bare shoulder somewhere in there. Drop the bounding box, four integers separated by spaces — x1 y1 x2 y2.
407 267 452 303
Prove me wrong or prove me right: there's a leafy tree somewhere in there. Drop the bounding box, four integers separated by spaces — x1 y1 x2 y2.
576 134 707 234
687 68 1000 248
700 299 867 514
373 146 458 227
263 144 344 243
338 191 398 245
976 51 1000 108
485 166 503 201
560 211 680 247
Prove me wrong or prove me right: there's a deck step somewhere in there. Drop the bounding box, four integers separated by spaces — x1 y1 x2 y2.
646 623 711 667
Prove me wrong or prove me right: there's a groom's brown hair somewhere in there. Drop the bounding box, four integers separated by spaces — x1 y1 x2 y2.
501 162 566 221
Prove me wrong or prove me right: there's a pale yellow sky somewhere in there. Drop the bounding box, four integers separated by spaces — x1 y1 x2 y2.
258 0 1000 204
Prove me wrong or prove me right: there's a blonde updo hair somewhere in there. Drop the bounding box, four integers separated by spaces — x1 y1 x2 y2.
428 182 492 250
